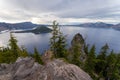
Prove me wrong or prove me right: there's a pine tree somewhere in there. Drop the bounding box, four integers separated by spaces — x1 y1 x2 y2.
98 43 109 60
114 54 120 79
0 47 15 63
50 21 67 58
9 33 21 61
84 43 89 55
21 46 29 57
95 43 109 77
105 50 117 79
56 30 67 58
50 21 59 57
33 47 43 64
71 43 82 66
84 45 96 77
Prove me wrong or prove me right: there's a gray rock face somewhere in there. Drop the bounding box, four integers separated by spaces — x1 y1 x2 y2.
42 59 92 80
71 33 84 48
0 57 92 80
42 50 53 64
69 33 86 62
0 57 43 80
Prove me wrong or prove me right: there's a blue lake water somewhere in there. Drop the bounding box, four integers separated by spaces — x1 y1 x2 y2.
0 26 120 53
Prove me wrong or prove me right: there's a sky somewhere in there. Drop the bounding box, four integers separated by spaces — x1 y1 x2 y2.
0 0 120 24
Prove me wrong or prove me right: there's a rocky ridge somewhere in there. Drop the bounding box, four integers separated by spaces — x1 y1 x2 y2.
0 56 92 80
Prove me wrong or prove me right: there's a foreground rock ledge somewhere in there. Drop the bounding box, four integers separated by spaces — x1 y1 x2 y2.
0 57 92 80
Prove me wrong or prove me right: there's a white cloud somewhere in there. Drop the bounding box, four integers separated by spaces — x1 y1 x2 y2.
0 0 120 24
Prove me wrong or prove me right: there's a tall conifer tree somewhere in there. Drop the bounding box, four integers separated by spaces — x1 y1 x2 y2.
50 21 67 58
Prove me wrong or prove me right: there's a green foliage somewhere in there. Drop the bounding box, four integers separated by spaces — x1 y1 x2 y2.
84 45 96 77
0 47 15 63
56 32 68 58
50 21 59 56
95 44 109 77
84 44 89 55
20 46 29 57
0 33 44 64
84 44 120 80
9 33 21 60
0 33 30 63
33 47 43 64
105 50 118 79
71 44 82 67
98 43 109 59
50 21 68 59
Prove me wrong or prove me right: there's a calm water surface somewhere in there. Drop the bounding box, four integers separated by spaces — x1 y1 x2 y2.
0 26 120 53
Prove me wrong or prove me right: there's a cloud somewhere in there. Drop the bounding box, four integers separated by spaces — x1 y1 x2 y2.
0 0 120 24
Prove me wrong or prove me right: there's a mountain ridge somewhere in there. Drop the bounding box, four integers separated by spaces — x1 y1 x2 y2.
78 22 114 28
0 21 120 31
0 22 39 31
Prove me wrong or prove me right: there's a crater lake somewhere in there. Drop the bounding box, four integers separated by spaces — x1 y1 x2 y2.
0 26 120 54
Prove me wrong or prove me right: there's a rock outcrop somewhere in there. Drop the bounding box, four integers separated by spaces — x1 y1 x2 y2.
71 33 84 48
0 57 92 80
69 33 86 62
42 50 53 64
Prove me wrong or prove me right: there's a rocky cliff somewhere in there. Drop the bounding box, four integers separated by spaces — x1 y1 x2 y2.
71 33 84 49
69 33 86 62
0 57 92 80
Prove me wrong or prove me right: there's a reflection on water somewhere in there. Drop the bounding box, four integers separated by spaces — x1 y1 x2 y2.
0 26 120 53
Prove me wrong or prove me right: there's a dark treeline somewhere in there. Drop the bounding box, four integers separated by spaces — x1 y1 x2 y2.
0 21 120 80
0 33 43 64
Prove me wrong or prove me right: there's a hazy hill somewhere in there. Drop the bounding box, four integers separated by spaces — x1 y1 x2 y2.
0 22 38 31
78 22 114 28
12 25 52 34
111 23 120 30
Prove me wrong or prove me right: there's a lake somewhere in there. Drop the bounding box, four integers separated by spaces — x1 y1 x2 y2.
0 26 120 54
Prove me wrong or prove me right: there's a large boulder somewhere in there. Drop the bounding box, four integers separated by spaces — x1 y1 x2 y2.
0 57 92 80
